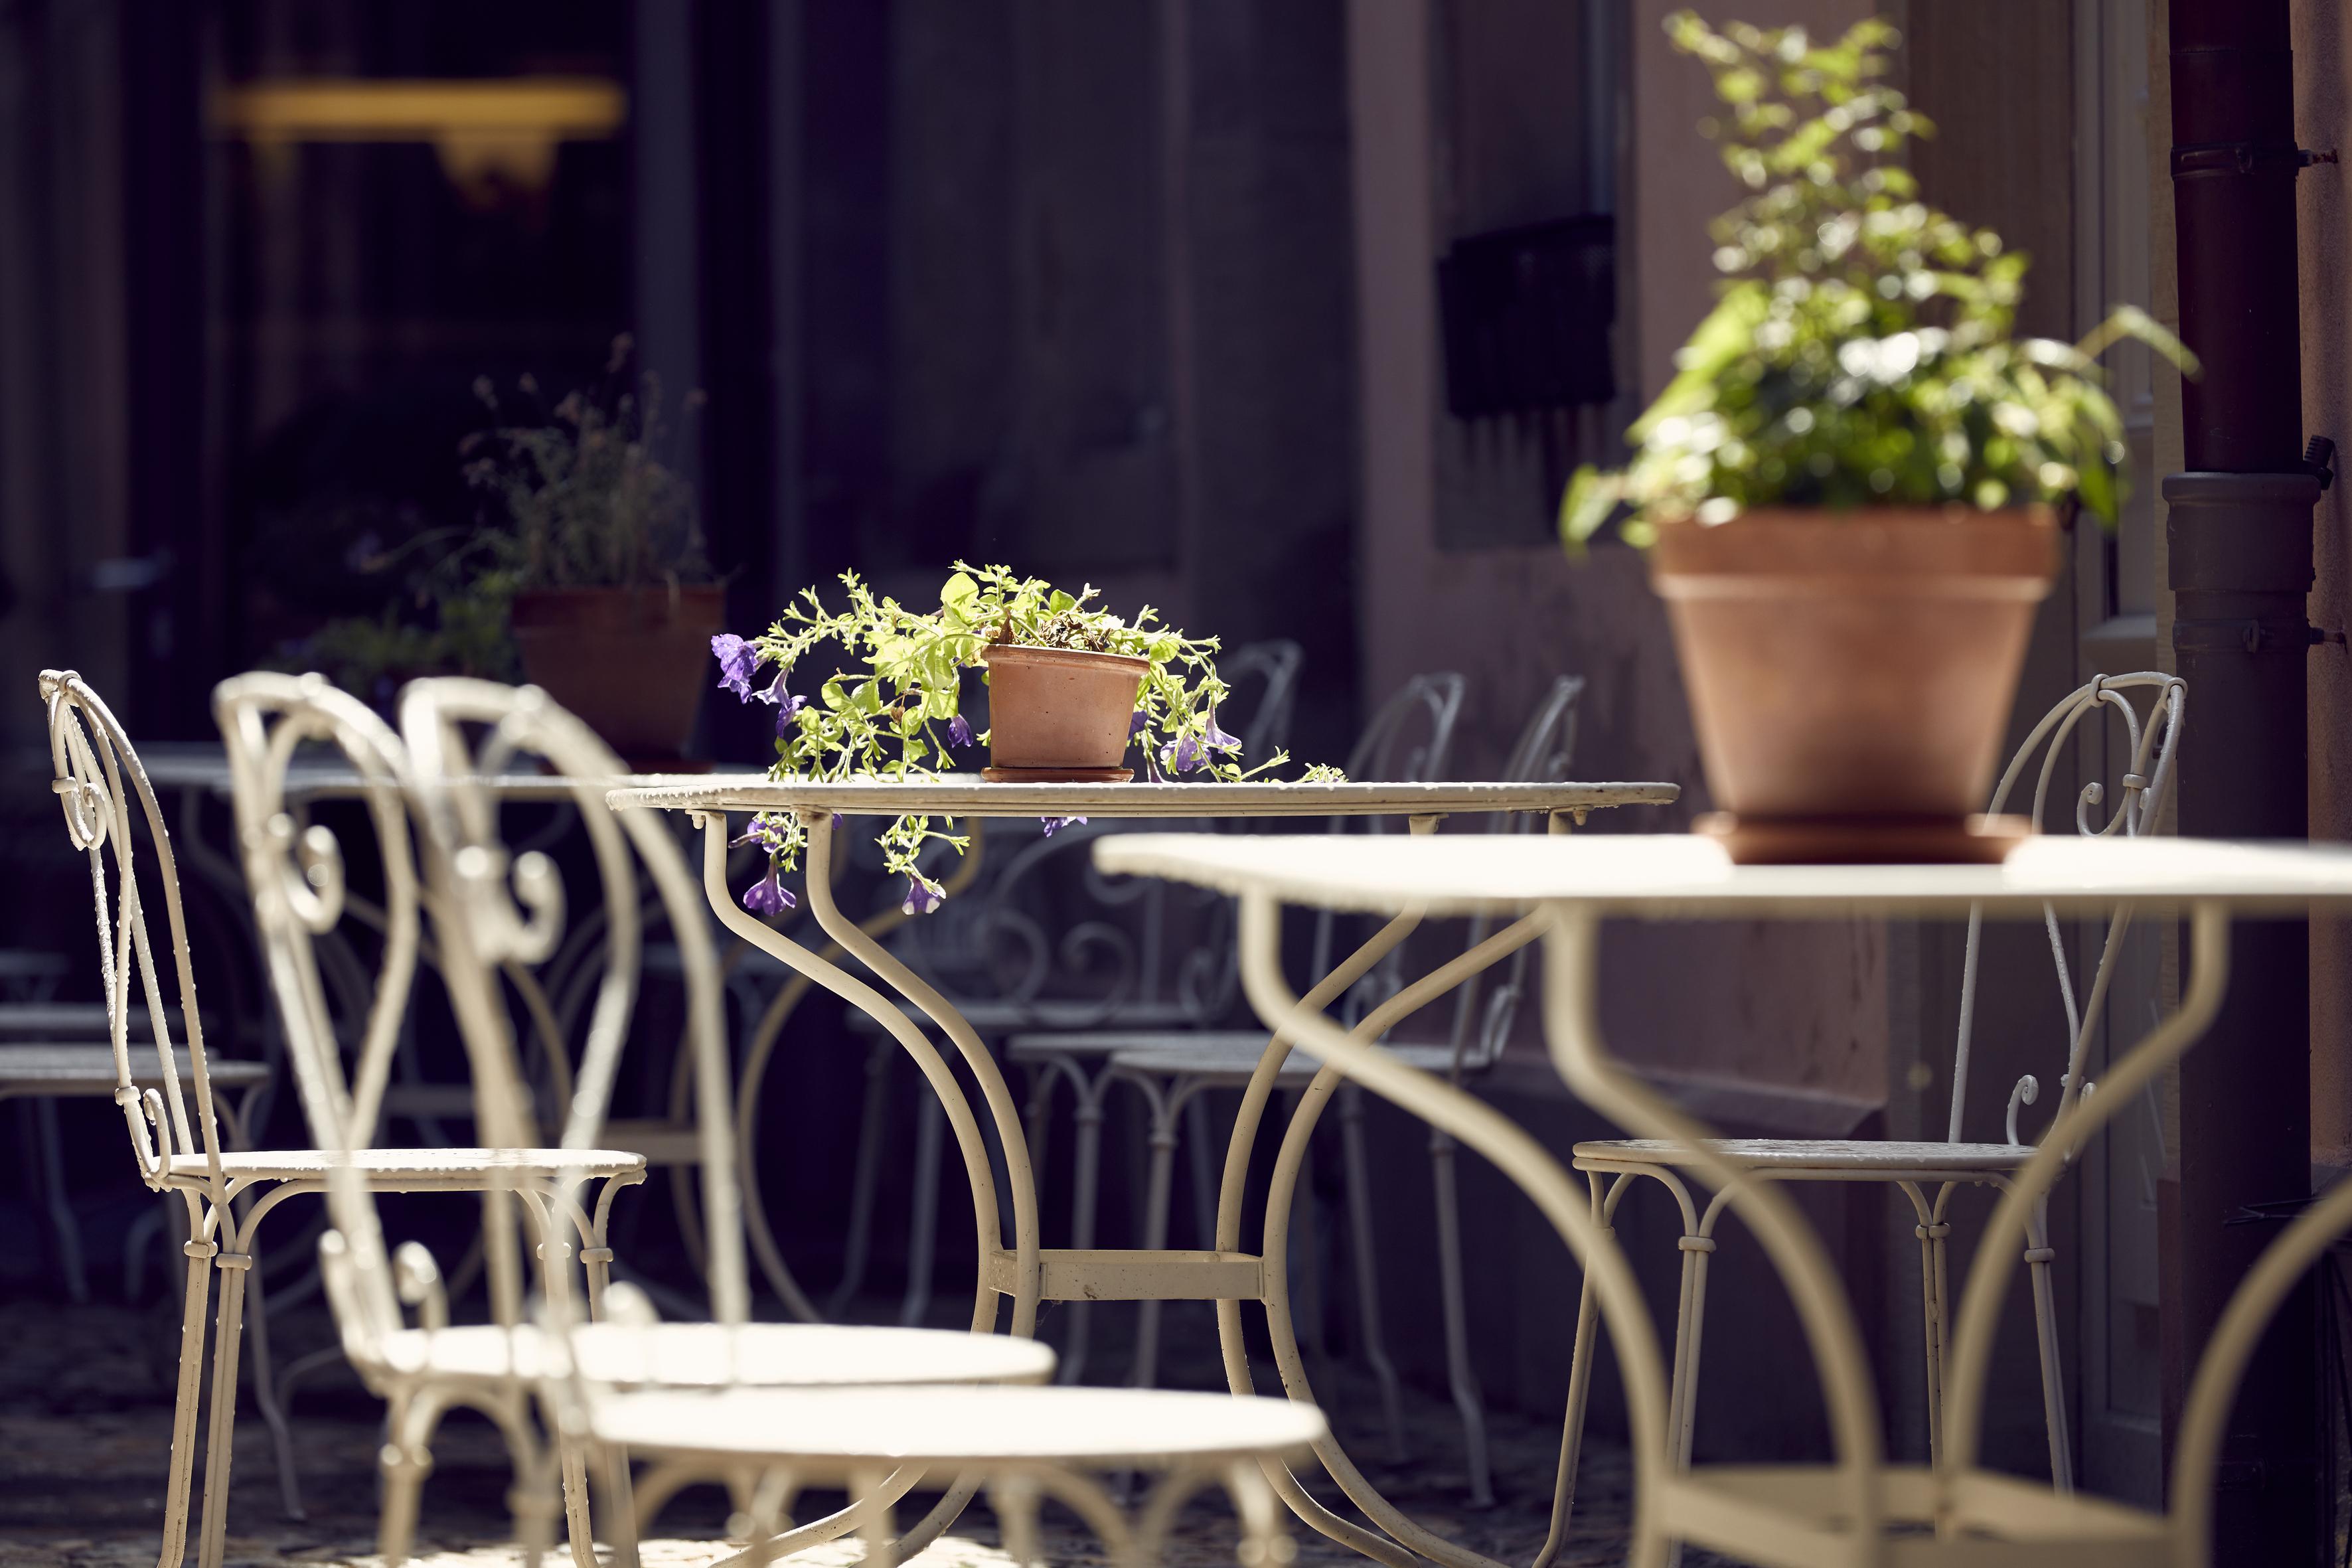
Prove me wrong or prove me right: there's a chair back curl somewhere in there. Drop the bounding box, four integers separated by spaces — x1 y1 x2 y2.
214 672 430 1370
41 669 228 1193
1950 670 2187 1146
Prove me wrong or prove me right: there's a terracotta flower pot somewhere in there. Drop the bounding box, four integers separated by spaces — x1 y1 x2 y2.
509 584 726 770
1649 507 2059 862
980 645 1149 773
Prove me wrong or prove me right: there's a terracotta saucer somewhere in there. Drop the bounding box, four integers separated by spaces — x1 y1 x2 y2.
980 765 1136 784
1694 813 2032 866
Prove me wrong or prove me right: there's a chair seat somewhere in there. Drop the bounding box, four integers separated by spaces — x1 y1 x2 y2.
1573 1137 2036 1174
165 1145 646 1184
589 1383 1328 1469
1104 1034 1468 1081
0 1044 270 1094
382 1320 1056 1389
1656 1463 2166 1568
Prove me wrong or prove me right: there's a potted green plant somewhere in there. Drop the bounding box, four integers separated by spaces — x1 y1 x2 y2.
713 564 1339 912
464 337 722 767
1563 13 2191 862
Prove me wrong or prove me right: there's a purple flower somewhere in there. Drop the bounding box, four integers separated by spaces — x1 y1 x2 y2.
742 866 795 915
732 814 784 852
1159 735 1205 774
947 714 975 747
902 876 945 915
711 634 759 700
1128 712 1148 740
1040 816 1088 837
1202 708 1241 753
775 691 808 738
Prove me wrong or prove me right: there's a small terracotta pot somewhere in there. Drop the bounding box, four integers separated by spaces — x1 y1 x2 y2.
981 645 1149 771
1650 507 2059 861
509 584 726 769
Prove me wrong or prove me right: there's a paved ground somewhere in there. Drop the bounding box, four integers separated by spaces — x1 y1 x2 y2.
0 1295 1662 1567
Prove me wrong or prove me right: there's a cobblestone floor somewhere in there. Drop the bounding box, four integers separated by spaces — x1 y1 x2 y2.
0 1296 1661 1568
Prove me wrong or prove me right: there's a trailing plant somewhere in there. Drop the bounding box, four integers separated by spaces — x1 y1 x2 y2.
284 337 708 701
1561 12 2193 549
461 334 710 591
713 564 1344 914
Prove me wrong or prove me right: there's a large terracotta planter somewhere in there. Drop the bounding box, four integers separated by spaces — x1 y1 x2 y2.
980 645 1148 774
1650 507 2059 862
509 584 726 769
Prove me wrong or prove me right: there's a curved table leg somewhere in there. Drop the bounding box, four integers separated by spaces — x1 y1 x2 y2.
1238 894 1676 1568
793 811 1043 1337
1225 892 1654 1568
1946 902 2232 1486
692 814 1007 1565
1538 909 1887 1558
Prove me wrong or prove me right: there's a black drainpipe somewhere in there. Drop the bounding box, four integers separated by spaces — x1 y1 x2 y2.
2162 1 2327 1561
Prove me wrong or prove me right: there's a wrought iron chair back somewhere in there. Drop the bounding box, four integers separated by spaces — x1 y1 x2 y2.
1949 670 2187 1147
213 672 430 1365
1310 670 1468 987
40 669 230 1194
1436 673 1588 1077
400 676 749 1330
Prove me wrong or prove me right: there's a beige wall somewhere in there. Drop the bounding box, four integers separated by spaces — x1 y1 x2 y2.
1346 0 1886 1103
2294 1 2352 1165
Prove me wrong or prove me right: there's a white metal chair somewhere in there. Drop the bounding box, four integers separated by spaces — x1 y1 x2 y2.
218 670 1064 1567
403 674 1330 1568
1003 672 1468 1415
1561 671 2186 1524
40 666 510 1568
1093 675 1581 1504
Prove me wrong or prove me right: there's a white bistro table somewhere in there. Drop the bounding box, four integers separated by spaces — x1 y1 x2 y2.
1089 829 2352 1568
602 777 1678 1558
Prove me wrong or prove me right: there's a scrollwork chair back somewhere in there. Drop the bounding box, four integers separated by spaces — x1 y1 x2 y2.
40 669 230 1197
214 672 430 1368
400 676 749 1330
1950 671 2187 1147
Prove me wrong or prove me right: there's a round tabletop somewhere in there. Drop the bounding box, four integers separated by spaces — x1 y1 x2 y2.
590 1382 1329 1466
603 777 1680 819
1090 831 2352 919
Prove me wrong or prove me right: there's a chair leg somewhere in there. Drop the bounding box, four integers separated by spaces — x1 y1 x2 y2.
1062 1079 1108 1385
155 1224 216 1568
1129 1087 1181 1390
33 1097 90 1304
1669 1230 1718 1473
1900 1183 1948 1468
1660 1224 1718 1568
828 1036 893 1316
1338 1083 1408 1465
1535 1173 1613 1568
1430 1128 1493 1506
195 1247 256 1568
898 1090 945 1328
2024 1209 2075 1492
376 1390 441 1568
234 1239 305 1521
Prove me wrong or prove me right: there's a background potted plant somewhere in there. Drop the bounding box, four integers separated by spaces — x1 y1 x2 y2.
714 563 1340 912
1563 13 2192 862
464 336 721 768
